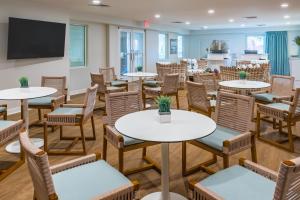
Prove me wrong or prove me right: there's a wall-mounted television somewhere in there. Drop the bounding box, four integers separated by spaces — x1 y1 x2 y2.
7 17 66 59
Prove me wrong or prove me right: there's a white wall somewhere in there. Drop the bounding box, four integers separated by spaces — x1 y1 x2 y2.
145 30 159 72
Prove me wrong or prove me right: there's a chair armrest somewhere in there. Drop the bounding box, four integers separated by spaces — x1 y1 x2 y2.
250 90 269 95
223 132 253 155
50 153 101 174
92 181 139 200
104 125 124 148
189 181 223 200
62 104 86 108
239 158 278 181
51 95 65 108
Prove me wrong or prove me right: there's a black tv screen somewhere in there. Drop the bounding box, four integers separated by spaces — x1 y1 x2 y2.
7 17 66 59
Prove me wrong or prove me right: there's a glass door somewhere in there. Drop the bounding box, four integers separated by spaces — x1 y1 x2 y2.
119 29 145 75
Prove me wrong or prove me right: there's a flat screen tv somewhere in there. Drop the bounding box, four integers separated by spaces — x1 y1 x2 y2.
7 17 66 59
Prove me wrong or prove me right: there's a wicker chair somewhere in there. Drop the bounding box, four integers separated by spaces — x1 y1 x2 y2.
256 88 300 152
28 76 67 127
236 60 251 66
91 73 126 110
19 131 139 200
189 157 300 200
43 85 98 155
99 67 128 90
0 119 24 181
197 59 208 69
102 91 160 175
186 81 215 117
0 104 7 120
156 63 172 82
193 73 218 98
252 75 294 104
143 74 180 109
182 92 257 176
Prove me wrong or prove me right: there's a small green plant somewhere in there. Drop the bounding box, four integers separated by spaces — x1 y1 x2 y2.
294 36 300 46
156 96 172 113
19 77 29 88
136 66 143 72
239 71 248 80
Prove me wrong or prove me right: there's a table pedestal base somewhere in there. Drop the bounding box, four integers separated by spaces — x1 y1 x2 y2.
142 192 187 200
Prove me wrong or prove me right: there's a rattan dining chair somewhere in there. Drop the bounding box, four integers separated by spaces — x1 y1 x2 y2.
19 131 139 200
189 157 300 200
256 88 300 152
156 63 172 82
0 104 7 120
43 85 98 155
28 76 67 127
102 91 160 175
193 73 218 99
143 74 180 109
197 59 208 70
182 92 257 176
186 81 215 117
0 119 24 181
99 67 128 90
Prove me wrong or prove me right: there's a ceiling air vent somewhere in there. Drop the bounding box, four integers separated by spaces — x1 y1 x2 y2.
89 3 111 7
172 21 184 24
257 24 266 27
243 16 258 19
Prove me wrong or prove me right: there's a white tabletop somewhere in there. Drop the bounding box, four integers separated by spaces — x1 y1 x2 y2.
219 80 270 89
0 87 57 100
115 109 216 143
124 72 158 77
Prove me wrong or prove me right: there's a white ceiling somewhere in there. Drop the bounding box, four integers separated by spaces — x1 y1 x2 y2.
31 0 300 30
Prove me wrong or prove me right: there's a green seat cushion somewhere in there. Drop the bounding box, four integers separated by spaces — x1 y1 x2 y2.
0 106 6 113
199 165 276 200
253 93 276 103
143 80 159 87
124 135 144 146
28 96 54 106
0 120 18 131
53 160 131 200
111 80 127 87
265 103 290 111
197 126 240 150
49 107 83 116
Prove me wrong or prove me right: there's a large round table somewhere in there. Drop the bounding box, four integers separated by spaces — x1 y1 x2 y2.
115 109 216 200
219 80 270 90
0 87 57 153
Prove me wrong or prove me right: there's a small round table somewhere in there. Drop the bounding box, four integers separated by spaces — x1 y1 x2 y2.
0 87 57 153
219 80 270 95
115 109 216 200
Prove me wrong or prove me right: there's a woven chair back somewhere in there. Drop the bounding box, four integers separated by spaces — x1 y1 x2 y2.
83 84 98 120
162 74 179 94
90 73 106 93
99 67 117 83
186 81 210 114
270 75 294 96
41 76 66 97
193 73 218 92
156 63 172 82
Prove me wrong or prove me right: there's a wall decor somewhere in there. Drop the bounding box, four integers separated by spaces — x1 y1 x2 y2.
170 39 178 54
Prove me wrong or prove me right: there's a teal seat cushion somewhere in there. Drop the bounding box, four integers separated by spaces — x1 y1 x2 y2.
53 160 131 200
28 96 54 106
0 120 18 131
265 103 290 111
49 107 83 116
124 135 144 146
0 106 6 113
197 126 240 150
253 93 276 103
199 165 276 200
111 80 127 87
143 80 159 87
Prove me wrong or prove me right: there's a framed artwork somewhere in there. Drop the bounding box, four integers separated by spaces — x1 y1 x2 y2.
170 39 178 54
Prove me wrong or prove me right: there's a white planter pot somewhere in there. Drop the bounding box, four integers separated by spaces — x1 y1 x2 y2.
239 79 246 84
159 112 171 123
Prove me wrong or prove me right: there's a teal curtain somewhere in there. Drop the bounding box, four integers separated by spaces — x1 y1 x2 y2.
265 31 290 75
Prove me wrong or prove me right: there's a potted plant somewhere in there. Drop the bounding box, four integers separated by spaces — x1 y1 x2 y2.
19 77 29 88
238 71 248 83
136 65 143 72
156 96 172 123
294 36 300 56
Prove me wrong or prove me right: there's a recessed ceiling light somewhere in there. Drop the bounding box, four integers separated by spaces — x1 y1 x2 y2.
208 9 215 14
154 14 161 19
286 21 291 25
229 19 234 23
241 24 245 27
284 15 290 19
203 26 208 29
185 21 191 25
281 3 289 8
92 0 101 5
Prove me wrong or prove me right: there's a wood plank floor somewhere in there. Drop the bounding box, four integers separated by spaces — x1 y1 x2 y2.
0 90 299 199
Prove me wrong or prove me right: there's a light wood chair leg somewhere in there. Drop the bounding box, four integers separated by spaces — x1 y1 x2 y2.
59 126 63 140
142 93 146 109
256 111 261 138
182 141 187 175
43 123 48 152
279 120 283 133
79 124 87 155
223 155 229 168
51 108 55 132
91 115 96 140
102 137 107 161
142 147 146 157
287 120 294 152
176 94 179 109
118 149 124 173
4 111 7 120
251 135 257 163
38 109 42 121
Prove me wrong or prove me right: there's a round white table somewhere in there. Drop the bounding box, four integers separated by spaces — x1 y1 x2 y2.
115 109 216 200
124 72 158 79
218 80 270 90
0 87 57 153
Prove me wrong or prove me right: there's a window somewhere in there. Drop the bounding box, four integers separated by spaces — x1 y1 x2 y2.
177 35 183 58
69 24 87 67
158 33 167 60
246 35 265 54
